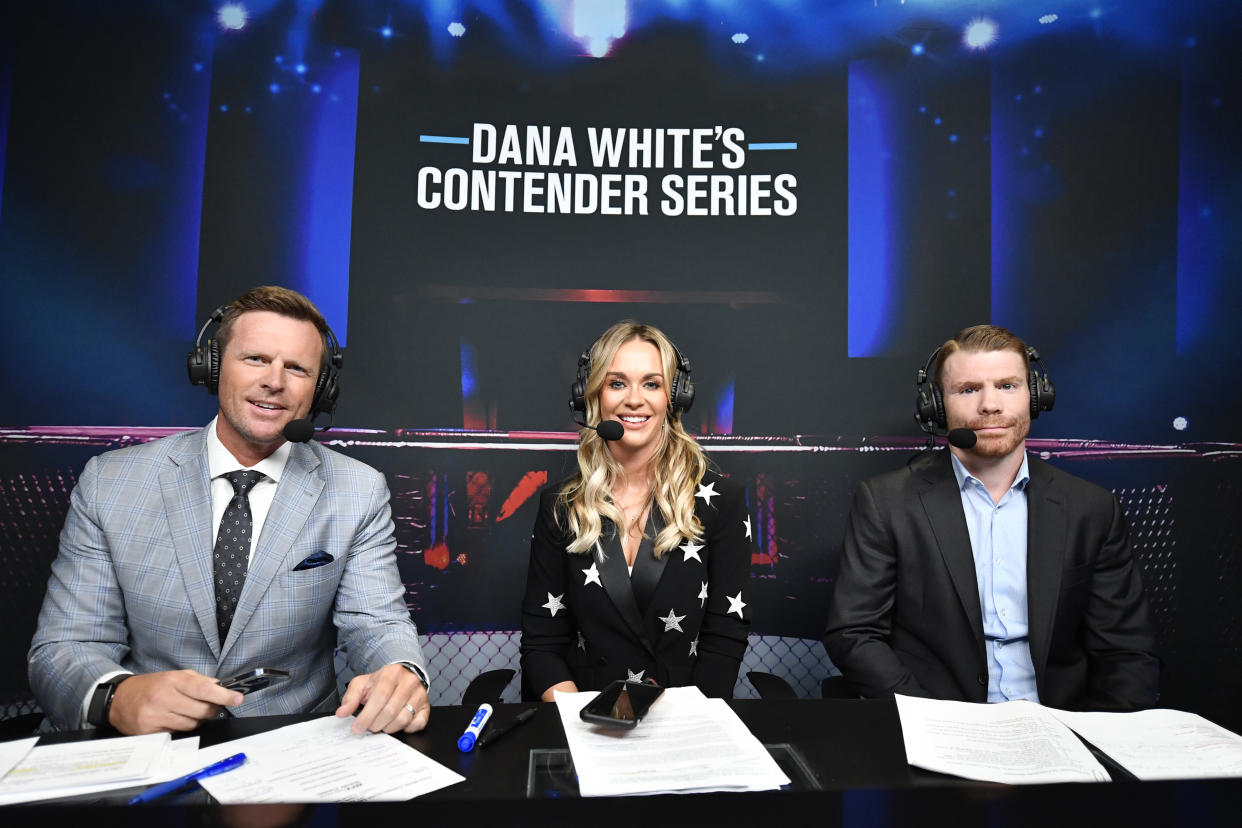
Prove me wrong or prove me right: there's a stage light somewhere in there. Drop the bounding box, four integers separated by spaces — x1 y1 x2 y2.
963 17 998 50
448 22 466 37
910 43 924 56
1038 14 1058 24
573 0 626 57
732 33 749 44
380 25 394 39
269 82 280 94
295 62 307 75
1173 416 1188 431
218 3 247 31
311 84 322 94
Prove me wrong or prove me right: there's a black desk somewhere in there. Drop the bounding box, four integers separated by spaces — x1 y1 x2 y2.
8 700 1242 826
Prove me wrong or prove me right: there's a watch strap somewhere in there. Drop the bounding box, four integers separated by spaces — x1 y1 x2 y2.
86 674 132 728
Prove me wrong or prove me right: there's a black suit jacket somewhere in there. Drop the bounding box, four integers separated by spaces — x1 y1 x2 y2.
824 450 1159 710
520 470 752 699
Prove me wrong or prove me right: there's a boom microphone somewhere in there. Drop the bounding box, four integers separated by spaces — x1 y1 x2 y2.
588 419 625 442
282 418 315 444
947 428 977 449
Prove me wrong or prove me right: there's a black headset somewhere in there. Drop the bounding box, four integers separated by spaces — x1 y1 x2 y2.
186 305 343 417
569 337 695 420
915 343 1054 434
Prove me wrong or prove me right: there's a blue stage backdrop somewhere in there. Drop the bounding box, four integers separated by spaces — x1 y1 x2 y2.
1 1 1239 725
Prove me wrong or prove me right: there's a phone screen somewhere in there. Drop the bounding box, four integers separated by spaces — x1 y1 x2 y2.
580 680 664 728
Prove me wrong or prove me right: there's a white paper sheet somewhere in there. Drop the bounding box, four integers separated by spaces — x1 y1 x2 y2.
1049 708 1242 780
195 716 464 803
0 732 172 799
0 738 38 782
894 694 1109 784
555 686 791 797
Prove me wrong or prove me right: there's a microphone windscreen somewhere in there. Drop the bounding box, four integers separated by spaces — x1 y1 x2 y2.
283 418 315 444
948 427 978 449
596 420 625 442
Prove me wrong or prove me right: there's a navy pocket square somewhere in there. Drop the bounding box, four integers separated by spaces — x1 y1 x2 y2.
293 551 335 571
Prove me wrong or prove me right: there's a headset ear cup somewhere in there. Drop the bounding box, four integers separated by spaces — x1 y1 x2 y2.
569 351 590 415
674 371 694 414
206 339 220 395
931 382 946 430
313 367 340 415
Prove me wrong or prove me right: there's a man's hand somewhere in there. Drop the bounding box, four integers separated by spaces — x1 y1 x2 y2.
109 670 244 735
335 663 430 735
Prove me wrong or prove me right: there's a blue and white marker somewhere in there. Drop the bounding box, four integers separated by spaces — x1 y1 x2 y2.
458 703 494 752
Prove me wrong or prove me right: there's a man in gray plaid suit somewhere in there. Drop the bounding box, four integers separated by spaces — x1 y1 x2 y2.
29 286 430 735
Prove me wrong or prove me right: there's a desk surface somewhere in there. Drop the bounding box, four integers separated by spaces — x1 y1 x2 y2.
9 699 1242 827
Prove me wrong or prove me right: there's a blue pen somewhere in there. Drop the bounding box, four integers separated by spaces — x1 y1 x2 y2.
128 752 247 804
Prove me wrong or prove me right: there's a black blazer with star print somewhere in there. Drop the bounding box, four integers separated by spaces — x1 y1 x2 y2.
520 468 753 700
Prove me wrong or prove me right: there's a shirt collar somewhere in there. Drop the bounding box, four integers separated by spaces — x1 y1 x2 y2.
950 450 1030 494
207 416 292 483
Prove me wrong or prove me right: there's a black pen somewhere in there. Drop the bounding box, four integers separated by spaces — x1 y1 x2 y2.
475 708 537 749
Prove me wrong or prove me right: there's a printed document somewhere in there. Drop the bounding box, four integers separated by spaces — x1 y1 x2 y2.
1049 707 1242 780
555 685 790 796
895 694 1110 784
195 716 464 803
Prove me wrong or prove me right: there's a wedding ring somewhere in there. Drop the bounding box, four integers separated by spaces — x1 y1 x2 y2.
405 703 416 716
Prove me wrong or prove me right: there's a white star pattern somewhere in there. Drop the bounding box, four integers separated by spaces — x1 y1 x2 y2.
694 481 719 507
543 593 566 617
743 514 752 540
577 632 587 651
582 562 602 587
679 541 704 564
698 581 709 607
627 669 646 683
726 591 747 619
659 608 686 633
689 636 699 657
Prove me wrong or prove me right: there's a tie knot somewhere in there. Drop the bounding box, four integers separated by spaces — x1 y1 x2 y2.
223 469 264 494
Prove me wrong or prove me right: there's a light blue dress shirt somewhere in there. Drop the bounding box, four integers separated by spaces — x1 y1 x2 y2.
950 452 1039 703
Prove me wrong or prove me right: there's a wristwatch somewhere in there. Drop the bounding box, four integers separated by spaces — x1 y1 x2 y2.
86 674 132 728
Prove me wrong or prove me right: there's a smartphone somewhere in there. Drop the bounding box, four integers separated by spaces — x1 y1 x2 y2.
579 680 664 729
219 667 291 695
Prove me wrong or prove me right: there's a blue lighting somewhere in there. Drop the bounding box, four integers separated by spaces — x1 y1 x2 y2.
217 3 247 31
848 60 894 357
460 340 478 398
747 142 797 150
269 82 280 94
380 25 393 39
573 0 627 58
911 43 925 56
963 18 998 50
219 104 228 112
295 62 307 75
311 84 321 94
714 375 735 435
420 135 470 144
193 62 203 72
447 22 466 38
949 133 958 142
933 117 942 125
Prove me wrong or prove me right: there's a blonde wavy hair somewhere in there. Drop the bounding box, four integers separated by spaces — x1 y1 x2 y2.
558 321 707 558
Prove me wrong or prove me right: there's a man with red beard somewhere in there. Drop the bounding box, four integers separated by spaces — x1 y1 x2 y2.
824 325 1159 710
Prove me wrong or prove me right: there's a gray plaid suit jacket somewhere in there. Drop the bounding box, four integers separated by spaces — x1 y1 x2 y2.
29 427 426 730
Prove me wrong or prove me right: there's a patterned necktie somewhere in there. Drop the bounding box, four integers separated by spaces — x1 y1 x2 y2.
214 469 264 643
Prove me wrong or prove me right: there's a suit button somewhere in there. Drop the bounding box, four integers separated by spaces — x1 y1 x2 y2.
977 674 986 686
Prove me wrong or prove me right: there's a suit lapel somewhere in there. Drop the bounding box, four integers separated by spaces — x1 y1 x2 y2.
595 525 656 657
160 430 222 658
628 509 668 618
1024 458 1064 683
917 453 985 647
223 442 324 658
